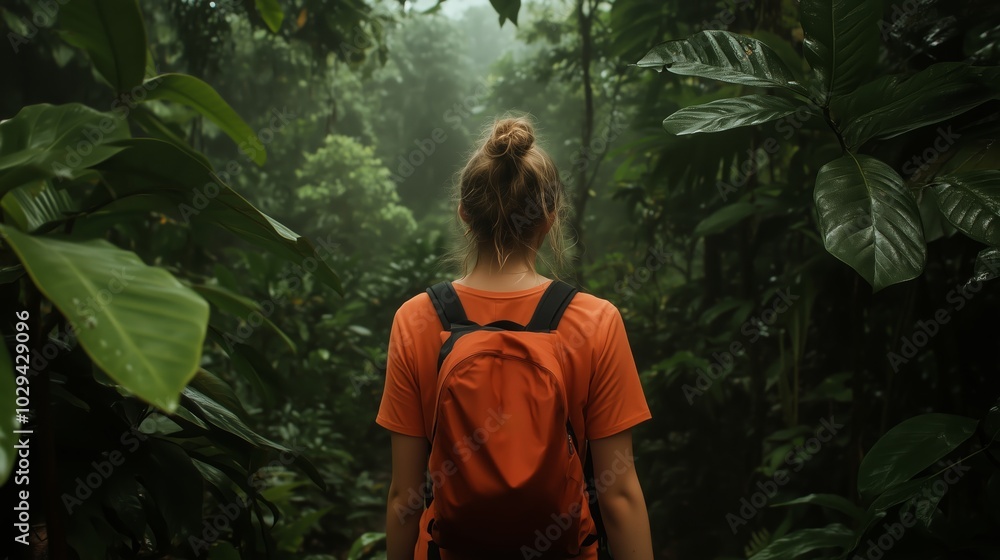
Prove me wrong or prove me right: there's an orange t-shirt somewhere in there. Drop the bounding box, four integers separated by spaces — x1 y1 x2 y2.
376 279 652 559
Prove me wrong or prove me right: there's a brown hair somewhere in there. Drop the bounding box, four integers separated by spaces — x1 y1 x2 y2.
448 115 570 276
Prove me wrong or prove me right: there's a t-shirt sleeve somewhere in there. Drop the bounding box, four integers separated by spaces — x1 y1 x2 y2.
585 304 652 440
375 308 425 437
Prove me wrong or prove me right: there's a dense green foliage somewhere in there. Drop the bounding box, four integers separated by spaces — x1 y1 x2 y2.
1 0 999 559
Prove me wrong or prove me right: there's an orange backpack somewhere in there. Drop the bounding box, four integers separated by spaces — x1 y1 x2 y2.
423 281 599 558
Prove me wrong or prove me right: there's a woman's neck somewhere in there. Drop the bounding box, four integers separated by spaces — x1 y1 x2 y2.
454 254 549 292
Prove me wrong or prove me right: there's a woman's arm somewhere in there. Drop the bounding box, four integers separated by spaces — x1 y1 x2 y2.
386 432 429 560
591 429 654 560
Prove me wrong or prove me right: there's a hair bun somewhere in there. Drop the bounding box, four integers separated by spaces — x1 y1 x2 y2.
484 118 534 159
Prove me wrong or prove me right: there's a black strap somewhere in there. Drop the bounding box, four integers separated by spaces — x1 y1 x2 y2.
427 518 442 559
427 281 468 329
526 280 578 332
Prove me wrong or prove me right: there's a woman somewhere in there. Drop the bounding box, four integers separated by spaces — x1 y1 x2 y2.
376 116 654 559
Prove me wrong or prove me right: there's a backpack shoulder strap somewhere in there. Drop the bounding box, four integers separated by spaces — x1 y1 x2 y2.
426 281 468 330
526 280 578 332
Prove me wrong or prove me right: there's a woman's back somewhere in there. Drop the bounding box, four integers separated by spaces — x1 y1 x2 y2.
377 279 650 464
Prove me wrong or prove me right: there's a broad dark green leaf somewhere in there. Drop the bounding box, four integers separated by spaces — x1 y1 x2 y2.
664 95 805 135
974 247 1000 282
0 104 129 196
749 524 854 560
58 0 147 93
255 0 284 32
930 171 1000 246
800 0 881 100
0 339 15 486
142 73 266 166
814 154 925 291
489 0 521 26
772 493 865 522
836 63 1000 147
2 181 76 233
0 226 209 412
96 139 342 293
857 413 977 502
636 31 805 95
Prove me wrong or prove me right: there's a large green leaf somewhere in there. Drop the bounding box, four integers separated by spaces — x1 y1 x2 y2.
57 0 147 93
636 31 805 95
836 63 1000 147
930 171 1000 246
800 0 881 100
96 139 342 293
0 339 15 486
142 73 267 166
255 0 284 32
489 0 521 26
2 181 76 233
814 154 925 291
0 226 209 412
749 524 854 560
664 95 805 135
0 104 130 196
857 413 978 502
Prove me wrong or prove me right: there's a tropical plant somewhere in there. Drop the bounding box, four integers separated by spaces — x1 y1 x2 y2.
635 27 1000 292
629 0 1000 557
0 0 344 557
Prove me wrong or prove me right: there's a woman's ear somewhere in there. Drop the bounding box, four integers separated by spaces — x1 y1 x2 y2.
458 203 471 224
